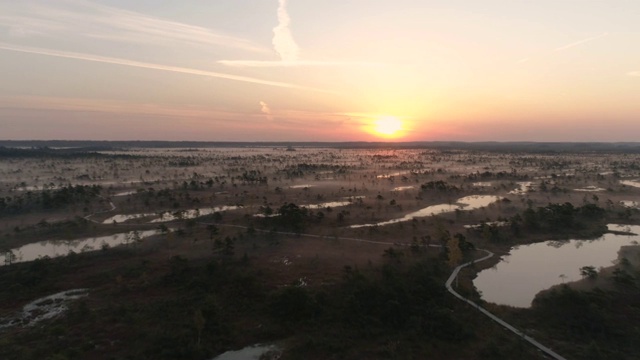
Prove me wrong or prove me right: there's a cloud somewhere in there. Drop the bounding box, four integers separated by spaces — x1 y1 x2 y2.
555 32 608 51
218 0 376 68
0 42 332 92
259 101 274 121
218 0 299 66
628 71 640 77
0 1 268 53
273 0 299 62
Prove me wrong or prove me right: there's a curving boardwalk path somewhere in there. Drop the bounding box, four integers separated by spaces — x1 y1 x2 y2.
206 222 568 360
445 249 567 360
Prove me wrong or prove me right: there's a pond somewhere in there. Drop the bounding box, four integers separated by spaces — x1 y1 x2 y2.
574 186 606 192
102 213 156 224
391 186 414 191
508 182 533 195
2 230 158 265
303 201 353 209
620 180 640 188
289 184 314 189
113 190 140 197
472 182 492 187
349 195 501 228
473 224 640 308
377 171 409 179
254 200 356 217
0 289 89 329
149 206 240 223
621 200 639 208
210 344 280 360
102 206 240 224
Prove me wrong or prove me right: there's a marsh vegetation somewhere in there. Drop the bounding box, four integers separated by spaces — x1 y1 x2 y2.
1 143 640 359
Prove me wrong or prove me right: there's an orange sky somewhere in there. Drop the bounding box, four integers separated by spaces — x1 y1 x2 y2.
0 1 639 141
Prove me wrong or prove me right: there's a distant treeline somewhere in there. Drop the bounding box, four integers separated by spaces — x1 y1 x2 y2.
0 146 138 159
2 140 640 153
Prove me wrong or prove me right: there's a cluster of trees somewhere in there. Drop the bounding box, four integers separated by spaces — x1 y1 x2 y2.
167 158 201 167
531 274 640 359
236 170 268 185
0 232 556 359
464 170 523 181
258 203 314 233
420 180 460 193
518 202 606 233
468 202 608 243
0 146 136 159
135 187 215 209
268 260 477 358
0 185 102 216
278 163 349 178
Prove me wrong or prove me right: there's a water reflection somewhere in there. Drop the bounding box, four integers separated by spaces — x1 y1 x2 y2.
508 182 533 195
103 206 240 224
391 186 415 191
103 213 155 224
2 230 158 265
472 182 493 187
474 224 640 308
620 180 640 188
349 195 501 228
149 206 240 223
377 171 409 179
574 186 606 192
621 200 639 208
113 190 139 197
254 200 355 217
210 344 280 360
304 201 352 209
0 289 89 329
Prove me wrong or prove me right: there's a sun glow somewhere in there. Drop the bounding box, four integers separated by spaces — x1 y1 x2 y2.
371 116 403 138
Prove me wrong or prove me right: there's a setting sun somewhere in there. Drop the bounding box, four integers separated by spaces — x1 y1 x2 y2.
372 116 403 137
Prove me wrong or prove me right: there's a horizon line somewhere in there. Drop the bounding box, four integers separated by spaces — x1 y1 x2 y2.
1 140 639 144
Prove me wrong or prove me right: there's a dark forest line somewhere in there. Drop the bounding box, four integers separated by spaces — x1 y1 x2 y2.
2 140 640 153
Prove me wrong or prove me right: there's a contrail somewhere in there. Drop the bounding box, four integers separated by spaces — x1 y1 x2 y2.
0 42 329 92
218 60 382 68
0 0 269 53
555 32 608 51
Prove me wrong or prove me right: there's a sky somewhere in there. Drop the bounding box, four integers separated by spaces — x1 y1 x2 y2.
0 0 639 142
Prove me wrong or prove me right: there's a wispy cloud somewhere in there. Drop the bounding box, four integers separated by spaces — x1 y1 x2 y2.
0 95 250 120
0 42 331 92
628 71 640 77
555 32 608 51
0 0 268 53
259 101 274 121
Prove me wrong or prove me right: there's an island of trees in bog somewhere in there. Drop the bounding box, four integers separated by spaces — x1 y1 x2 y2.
1 141 639 359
